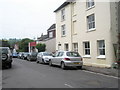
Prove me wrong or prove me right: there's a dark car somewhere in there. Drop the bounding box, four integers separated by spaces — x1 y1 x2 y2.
0 47 12 68
27 52 38 61
21 52 29 60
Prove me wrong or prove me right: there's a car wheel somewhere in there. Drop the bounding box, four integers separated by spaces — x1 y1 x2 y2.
77 66 82 69
7 63 12 68
42 59 45 64
49 60 52 66
61 62 66 69
36 60 39 63
28 57 31 61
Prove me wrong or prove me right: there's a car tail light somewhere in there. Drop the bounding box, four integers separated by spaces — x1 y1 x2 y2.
64 58 70 61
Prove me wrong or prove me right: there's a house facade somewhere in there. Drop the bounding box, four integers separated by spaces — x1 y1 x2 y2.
54 0 119 68
37 24 56 53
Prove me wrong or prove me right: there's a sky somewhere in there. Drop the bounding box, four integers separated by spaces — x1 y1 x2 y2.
0 0 66 40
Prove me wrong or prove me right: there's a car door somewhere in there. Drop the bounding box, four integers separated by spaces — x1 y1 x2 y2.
56 52 64 65
39 53 43 62
37 53 40 61
52 52 60 65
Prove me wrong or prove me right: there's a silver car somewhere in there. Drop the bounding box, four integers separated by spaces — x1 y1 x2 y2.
36 52 53 64
49 51 83 69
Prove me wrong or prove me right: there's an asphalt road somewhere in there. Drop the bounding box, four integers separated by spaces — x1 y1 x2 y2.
2 58 119 88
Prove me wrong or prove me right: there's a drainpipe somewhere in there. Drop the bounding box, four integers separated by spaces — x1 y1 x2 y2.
117 1 120 66
70 2 73 51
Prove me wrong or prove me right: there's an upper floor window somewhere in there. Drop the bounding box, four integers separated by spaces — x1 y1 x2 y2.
72 2 76 15
83 42 90 55
86 0 95 9
87 14 95 31
61 9 65 21
49 32 53 38
61 24 66 36
98 40 105 56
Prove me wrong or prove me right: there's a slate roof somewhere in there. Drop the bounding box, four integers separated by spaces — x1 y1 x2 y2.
37 35 48 41
47 24 56 31
54 0 75 12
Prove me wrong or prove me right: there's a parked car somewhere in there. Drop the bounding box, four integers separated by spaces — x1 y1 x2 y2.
21 52 29 60
12 52 18 58
27 52 38 61
18 52 23 59
49 51 83 69
0 47 12 68
36 52 53 64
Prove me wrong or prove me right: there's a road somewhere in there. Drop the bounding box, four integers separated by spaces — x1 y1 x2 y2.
2 58 119 88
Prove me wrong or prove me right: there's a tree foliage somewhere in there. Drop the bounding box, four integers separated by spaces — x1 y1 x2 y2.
18 38 34 52
36 43 46 52
0 39 10 47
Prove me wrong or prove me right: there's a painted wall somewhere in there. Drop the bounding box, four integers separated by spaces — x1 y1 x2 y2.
55 1 118 68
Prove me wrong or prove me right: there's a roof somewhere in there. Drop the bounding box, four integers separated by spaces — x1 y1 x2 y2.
37 35 48 41
47 24 56 31
54 2 70 12
54 0 75 12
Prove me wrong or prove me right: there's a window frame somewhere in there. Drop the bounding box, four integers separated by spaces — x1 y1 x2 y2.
83 42 90 56
73 43 78 52
97 40 106 58
86 0 95 9
61 24 66 36
49 32 53 38
61 8 65 21
64 43 69 51
87 14 95 31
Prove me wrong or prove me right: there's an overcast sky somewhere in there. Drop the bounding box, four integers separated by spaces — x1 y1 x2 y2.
0 0 66 40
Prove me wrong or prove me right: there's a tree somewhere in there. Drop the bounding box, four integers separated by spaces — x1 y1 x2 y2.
36 43 46 52
18 38 34 52
0 39 10 47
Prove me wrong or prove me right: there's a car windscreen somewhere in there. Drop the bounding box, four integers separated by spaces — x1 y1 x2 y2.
0 48 8 54
43 53 52 56
66 52 80 57
24 53 29 55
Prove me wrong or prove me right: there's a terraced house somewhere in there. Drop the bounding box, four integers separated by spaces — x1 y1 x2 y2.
54 0 119 68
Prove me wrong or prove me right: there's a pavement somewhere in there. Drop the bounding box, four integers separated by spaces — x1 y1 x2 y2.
82 65 119 77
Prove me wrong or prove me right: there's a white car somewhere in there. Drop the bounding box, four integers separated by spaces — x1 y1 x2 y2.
49 51 83 69
36 52 53 64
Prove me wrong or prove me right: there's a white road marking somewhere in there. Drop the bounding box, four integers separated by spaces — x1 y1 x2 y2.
64 83 74 88
82 70 120 79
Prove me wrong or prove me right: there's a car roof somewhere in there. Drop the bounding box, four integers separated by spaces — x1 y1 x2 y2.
0 47 9 49
57 51 78 53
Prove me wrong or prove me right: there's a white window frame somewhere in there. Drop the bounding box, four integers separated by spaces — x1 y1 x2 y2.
49 32 53 38
86 0 95 9
61 9 65 21
72 2 77 15
97 40 106 59
61 24 66 36
73 43 78 52
64 43 69 51
83 42 90 56
87 14 95 31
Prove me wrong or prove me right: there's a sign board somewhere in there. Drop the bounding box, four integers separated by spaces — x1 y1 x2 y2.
30 42 36 46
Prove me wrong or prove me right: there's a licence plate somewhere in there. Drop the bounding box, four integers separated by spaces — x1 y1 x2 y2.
74 62 80 64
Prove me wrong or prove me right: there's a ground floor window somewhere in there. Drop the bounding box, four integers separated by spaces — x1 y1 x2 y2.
73 43 78 52
97 40 105 56
83 42 90 55
64 44 69 51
